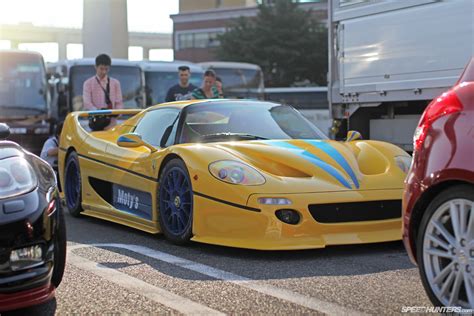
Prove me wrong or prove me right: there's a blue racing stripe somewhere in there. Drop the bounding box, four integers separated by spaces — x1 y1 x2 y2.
118 136 135 143
304 140 360 189
266 141 352 189
88 110 113 116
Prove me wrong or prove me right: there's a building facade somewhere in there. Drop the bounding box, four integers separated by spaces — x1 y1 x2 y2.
171 0 327 62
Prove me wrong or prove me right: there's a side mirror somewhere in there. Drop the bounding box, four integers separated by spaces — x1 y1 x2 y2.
117 133 156 152
0 123 10 140
346 130 362 142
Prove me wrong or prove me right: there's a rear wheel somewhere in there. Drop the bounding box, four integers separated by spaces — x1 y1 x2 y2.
52 200 66 287
417 185 474 308
64 151 83 217
158 159 193 245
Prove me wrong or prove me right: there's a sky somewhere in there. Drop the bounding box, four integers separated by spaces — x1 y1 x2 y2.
0 0 179 61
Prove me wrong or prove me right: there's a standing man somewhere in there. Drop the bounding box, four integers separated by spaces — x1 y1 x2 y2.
165 65 197 102
83 54 123 110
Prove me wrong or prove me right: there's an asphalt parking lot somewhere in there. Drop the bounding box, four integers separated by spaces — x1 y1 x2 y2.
11 209 432 315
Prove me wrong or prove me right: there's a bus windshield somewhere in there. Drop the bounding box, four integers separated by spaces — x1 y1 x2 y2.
211 68 262 90
0 52 47 114
70 65 143 110
145 71 202 105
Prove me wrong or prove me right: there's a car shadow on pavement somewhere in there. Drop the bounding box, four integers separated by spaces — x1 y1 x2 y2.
65 210 416 281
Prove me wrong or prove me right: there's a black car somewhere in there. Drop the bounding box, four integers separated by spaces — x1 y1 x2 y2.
0 123 66 312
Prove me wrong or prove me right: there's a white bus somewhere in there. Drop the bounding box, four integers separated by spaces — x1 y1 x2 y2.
0 50 51 154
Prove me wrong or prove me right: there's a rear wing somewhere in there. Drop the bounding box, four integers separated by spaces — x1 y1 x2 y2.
73 109 143 133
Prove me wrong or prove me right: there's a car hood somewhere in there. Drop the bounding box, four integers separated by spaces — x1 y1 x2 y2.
203 139 406 192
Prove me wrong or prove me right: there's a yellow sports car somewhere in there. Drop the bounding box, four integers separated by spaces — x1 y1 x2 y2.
59 99 410 250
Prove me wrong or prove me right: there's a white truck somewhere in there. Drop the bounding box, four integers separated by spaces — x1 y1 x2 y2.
328 0 473 151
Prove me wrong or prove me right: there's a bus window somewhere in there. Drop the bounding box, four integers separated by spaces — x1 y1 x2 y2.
145 71 202 105
69 65 144 111
198 62 265 99
213 68 262 90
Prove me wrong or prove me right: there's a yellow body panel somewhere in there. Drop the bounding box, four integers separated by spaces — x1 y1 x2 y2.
192 189 401 250
58 103 408 250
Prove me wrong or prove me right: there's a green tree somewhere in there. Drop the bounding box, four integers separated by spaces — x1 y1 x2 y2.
216 0 327 87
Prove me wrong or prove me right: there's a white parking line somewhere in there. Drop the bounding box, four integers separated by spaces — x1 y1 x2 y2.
69 243 367 316
67 252 224 316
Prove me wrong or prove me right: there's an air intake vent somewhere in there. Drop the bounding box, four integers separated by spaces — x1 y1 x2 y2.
308 200 401 223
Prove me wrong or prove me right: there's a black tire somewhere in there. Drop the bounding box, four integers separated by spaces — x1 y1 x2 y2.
158 159 194 245
52 201 67 288
64 151 83 217
416 184 474 307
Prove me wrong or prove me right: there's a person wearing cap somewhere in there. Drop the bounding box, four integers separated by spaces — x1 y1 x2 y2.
165 65 198 102
83 53 124 110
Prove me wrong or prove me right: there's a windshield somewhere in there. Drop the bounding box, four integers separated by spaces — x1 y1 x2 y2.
145 71 202 105
179 101 327 144
0 52 47 114
70 65 144 110
459 57 474 83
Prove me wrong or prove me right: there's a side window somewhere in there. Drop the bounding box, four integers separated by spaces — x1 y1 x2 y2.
134 108 180 147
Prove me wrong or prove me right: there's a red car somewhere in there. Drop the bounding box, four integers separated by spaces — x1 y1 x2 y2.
403 57 474 308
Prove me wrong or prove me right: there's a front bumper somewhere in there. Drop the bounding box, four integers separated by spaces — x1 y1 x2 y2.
0 188 57 311
192 189 403 250
402 174 422 265
0 283 55 312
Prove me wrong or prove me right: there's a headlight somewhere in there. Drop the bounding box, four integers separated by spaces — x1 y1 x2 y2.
209 160 266 185
0 157 37 199
10 245 43 271
395 155 412 174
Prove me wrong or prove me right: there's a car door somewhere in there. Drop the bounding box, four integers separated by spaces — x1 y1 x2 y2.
105 107 181 225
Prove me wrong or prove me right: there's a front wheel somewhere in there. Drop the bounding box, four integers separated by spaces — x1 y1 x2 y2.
158 159 194 245
417 185 474 308
64 151 83 217
52 201 67 287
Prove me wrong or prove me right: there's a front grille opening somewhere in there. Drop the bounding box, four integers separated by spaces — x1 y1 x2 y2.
308 200 401 223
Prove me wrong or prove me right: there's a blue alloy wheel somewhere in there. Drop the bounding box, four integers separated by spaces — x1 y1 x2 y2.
65 151 83 217
159 159 193 244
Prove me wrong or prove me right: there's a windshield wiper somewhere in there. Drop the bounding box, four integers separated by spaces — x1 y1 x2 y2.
199 132 268 142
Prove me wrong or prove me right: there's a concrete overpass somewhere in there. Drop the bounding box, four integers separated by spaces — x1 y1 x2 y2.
0 23 172 60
